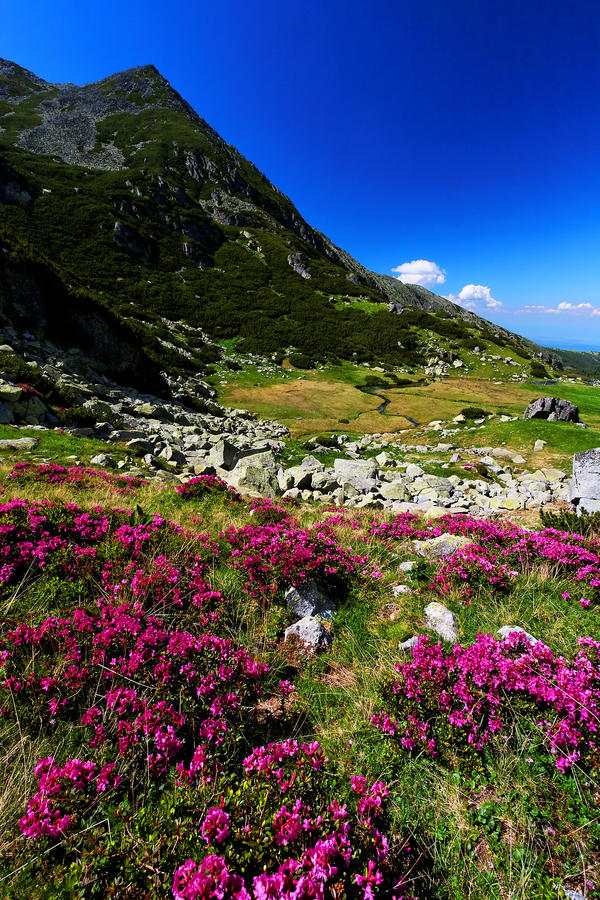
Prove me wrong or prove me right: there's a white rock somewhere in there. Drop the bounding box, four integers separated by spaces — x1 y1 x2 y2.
496 625 539 647
284 617 333 653
424 602 459 642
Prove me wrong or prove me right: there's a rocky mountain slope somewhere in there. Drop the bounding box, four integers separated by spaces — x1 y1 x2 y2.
0 57 578 383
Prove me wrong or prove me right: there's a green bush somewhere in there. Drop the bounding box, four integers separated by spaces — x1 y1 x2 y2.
288 352 314 369
55 406 97 427
461 407 487 419
540 508 600 538
530 361 549 379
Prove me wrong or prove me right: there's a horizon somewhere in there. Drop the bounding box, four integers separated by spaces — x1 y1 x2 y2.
2 0 599 351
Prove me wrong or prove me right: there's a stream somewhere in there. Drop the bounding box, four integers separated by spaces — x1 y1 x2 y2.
356 384 419 424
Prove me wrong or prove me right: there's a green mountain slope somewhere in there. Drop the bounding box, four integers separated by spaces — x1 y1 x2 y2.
0 58 595 379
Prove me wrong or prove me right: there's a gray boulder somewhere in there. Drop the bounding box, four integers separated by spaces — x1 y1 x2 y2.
570 447 600 514
208 439 241 471
496 625 539 646
0 437 37 451
424 602 459 642
379 481 410 502
284 581 336 619
284 617 333 653
413 534 471 559
226 463 281 499
523 397 579 423
91 453 117 468
282 465 314 490
333 458 378 482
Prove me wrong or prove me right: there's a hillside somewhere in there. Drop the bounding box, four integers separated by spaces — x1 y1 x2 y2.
0 435 599 899
2 58 587 385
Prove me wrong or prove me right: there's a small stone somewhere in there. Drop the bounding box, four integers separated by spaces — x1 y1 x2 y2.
284 617 333 653
90 453 117 468
533 439 547 451
391 584 411 596
424 602 458 642
398 636 420 652
398 560 417 573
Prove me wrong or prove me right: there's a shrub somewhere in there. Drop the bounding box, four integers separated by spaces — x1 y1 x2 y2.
176 474 241 501
288 352 314 369
540 508 600 539
530 361 549 379
55 405 97 427
372 633 600 775
460 407 487 419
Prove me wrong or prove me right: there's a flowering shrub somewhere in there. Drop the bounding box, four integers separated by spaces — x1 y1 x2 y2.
372 633 600 774
245 495 297 526
224 520 380 599
173 740 415 899
0 493 414 896
6 461 145 495
368 512 600 607
176 474 241 501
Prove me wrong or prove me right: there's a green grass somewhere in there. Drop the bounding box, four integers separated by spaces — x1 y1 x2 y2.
0 445 599 897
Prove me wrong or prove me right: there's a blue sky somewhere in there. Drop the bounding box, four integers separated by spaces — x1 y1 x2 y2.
2 0 599 349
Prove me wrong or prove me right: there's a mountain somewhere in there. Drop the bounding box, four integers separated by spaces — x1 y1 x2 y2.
0 59 593 382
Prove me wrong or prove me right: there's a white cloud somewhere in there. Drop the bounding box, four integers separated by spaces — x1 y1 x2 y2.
444 284 503 311
391 259 446 286
522 301 600 316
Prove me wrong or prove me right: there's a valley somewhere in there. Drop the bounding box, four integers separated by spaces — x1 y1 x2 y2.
0 56 599 900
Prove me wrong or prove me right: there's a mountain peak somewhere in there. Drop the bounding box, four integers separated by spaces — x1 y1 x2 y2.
0 59 193 170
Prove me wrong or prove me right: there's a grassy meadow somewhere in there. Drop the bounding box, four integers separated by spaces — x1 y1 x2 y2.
0 450 598 898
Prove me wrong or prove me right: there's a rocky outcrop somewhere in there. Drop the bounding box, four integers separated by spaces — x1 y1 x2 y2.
570 448 600 514
0 245 167 394
287 252 311 279
523 397 579 423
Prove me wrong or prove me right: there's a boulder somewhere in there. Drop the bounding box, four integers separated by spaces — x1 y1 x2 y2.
424 602 459 642
91 453 117 468
496 625 538 647
379 481 410 502
226 463 281 499
570 448 600 514
208 439 241 471
0 403 14 424
284 581 337 619
0 437 37 451
523 397 579 423
159 444 187 466
284 617 333 653
311 470 339 493
333 458 378 482
282 465 314 490
413 534 471 559
0 382 23 402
